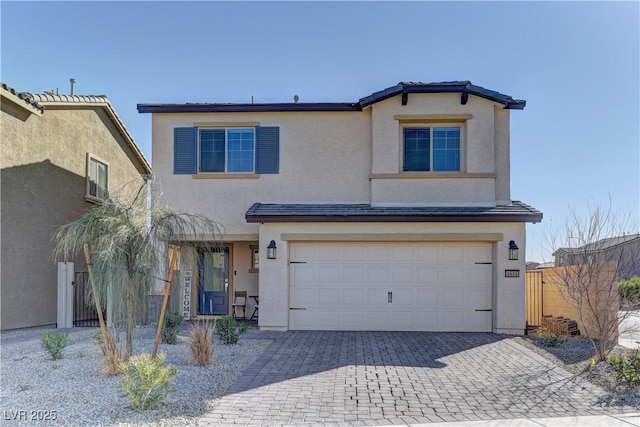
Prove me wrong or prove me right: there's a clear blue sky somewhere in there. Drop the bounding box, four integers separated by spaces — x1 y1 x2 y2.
2 1 638 262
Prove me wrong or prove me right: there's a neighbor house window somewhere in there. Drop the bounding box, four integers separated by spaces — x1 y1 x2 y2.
403 127 460 172
200 128 255 173
86 154 108 201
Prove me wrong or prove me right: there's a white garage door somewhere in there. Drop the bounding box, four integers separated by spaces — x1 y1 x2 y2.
289 242 493 332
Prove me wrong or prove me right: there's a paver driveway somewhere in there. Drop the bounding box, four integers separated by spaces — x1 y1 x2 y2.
199 331 634 426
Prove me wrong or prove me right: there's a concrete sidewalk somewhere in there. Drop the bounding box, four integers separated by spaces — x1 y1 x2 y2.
386 412 640 426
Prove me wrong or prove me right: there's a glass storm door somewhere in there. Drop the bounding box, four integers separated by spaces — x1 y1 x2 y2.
198 248 229 315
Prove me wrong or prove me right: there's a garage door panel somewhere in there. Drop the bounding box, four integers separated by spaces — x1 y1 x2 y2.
289 242 492 332
364 311 390 329
290 287 316 306
317 266 341 283
392 246 414 262
440 311 466 330
417 246 439 262
392 266 414 284
317 288 340 306
442 246 465 262
343 266 365 283
465 289 492 308
442 289 465 306
342 245 367 261
417 289 440 307
391 288 414 306
440 267 464 285
367 246 390 262
291 265 316 284
367 288 391 307
465 311 492 332
464 244 492 263
367 266 389 283
390 311 414 329
343 288 365 306
417 266 438 284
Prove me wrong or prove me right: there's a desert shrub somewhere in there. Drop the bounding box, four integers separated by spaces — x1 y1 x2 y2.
618 276 640 307
161 312 184 345
101 328 127 376
537 326 567 347
214 315 249 345
119 352 178 411
188 320 215 366
41 331 69 360
608 349 640 387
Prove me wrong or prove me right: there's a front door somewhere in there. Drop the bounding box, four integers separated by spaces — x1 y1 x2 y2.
198 247 229 315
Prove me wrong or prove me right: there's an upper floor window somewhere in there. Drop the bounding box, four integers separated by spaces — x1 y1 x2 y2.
201 128 255 173
173 126 279 175
403 127 460 172
86 154 108 202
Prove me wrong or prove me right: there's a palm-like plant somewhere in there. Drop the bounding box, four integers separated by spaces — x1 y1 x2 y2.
53 180 222 355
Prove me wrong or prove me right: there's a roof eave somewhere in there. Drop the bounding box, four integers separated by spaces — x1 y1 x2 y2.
137 103 361 114
246 213 543 224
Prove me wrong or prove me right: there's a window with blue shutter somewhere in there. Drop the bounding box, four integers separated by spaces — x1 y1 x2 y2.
174 127 197 174
255 126 280 174
175 126 279 174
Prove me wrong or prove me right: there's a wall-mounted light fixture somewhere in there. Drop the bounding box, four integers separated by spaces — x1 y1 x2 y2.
508 240 519 261
267 240 277 260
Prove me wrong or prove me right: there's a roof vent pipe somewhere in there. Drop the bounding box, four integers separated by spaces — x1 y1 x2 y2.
70 78 76 95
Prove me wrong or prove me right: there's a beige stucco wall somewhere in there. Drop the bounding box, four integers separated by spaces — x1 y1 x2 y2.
1 98 148 330
369 93 510 206
152 111 372 236
257 221 527 334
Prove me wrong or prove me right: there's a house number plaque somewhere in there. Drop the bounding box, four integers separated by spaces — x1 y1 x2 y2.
182 270 192 320
504 269 520 278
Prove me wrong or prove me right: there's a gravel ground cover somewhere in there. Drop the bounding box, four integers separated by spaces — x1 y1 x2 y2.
1 326 272 426
515 334 640 408
2 326 639 426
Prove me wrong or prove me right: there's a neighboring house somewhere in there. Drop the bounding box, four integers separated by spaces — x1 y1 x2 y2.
1 83 151 331
138 81 542 334
553 233 640 279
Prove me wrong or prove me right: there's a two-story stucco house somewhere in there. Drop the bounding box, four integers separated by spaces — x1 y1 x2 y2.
1 83 151 330
138 81 542 335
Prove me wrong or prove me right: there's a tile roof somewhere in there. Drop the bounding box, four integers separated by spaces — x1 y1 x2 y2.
359 81 526 109
1 82 44 115
137 81 525 113
245 201 542 223
554 233 640 255
20 90 152 175
2 83 151 175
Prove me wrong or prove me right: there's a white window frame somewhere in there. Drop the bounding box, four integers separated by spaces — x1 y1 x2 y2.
86 153 108 203
400 123 466 173
198 127 255 173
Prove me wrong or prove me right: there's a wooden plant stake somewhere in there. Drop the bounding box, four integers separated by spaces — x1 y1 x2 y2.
83 244 109 351
152 245 180 358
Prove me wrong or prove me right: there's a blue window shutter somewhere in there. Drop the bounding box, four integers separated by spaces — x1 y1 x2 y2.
255 126 280 174
174 127 197 174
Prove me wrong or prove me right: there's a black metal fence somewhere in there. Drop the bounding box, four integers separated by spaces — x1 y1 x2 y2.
72 271 106 327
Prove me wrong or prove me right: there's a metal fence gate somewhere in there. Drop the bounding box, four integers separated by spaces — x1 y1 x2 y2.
72 271 106 327
525 270 544 329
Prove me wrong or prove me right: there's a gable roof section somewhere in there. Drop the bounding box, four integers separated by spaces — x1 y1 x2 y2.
246 201 542 224
1 82 44 116
553 233 640 256
137 81 525 113
359 81 526 109
24 92 152 175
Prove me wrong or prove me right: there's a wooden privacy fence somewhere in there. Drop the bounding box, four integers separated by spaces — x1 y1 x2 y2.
525 270 544 328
